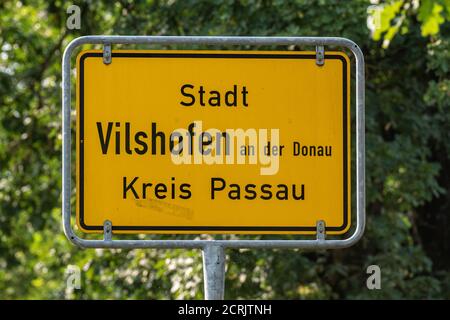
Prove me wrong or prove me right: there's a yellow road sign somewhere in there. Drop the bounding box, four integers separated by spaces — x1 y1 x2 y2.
76 50 350 234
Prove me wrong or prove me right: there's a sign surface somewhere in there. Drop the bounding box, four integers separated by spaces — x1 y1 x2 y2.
76 50 350 234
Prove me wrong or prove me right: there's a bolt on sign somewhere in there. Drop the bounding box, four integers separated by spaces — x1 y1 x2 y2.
76 50 350 234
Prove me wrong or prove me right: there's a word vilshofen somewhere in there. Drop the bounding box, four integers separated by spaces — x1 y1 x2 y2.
96 120 281 175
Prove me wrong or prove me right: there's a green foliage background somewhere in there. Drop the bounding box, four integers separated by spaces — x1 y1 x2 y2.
0 0 449 299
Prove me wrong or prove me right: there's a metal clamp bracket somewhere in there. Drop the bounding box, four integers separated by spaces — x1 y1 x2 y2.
103 43 111 65
316 220 326 241
103 220 112 241
316 45 324 66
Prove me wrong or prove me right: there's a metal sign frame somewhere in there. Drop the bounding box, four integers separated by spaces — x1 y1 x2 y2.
62 36 365 299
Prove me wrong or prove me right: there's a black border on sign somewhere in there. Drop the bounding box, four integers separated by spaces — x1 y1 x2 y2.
78 52 349 233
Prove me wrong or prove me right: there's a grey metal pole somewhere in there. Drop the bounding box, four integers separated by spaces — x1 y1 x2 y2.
202 244 226 300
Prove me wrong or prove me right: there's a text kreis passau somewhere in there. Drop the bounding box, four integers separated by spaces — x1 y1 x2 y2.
122 176 305 201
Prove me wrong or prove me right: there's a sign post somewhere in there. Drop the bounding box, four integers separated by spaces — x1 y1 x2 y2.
62 36 365 299
203 245 226 300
